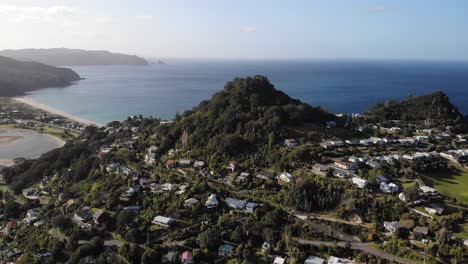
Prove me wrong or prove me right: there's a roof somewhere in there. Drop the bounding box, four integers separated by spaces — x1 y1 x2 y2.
6 220 17 229
304 255 325 264
328 256 354 264
274 257 286 264
413 226 429 234
420 186 437 193
181 251 193 260
153 216 173 224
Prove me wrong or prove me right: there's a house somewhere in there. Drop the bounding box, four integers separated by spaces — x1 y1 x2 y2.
348 156 365 163
420 186 438 196
328 256 354 264
334 161 357 170
193 161 206 168
261 242 270 252
312 163 330 177
352 177 367 188
161 251 177 263
245 202 256 213
398 192 408 202
122 206 142 214
144 153 157 165
139 178 155 188
74 211 92 222
304 255 325 264
178 159 192 166
184 198 199 208
181 251 193 264
161 183 175 191
205 194 219 208
152 216 174 228
166 159 177 168
332 170 348 179
365 160 382 169
225 197 247 210
424 204 444 215
93 209 105 225
273 257 286 264
284 138 298 147
279 172 295 183
413 226 429 240
5 220 17 235
227 161 237 172
384 221 401 233
175 185 189 195
33 249 52 259
414 136 429 143
218 244 234 257
236 172 250 183
380 182 400 194
376 175 389 184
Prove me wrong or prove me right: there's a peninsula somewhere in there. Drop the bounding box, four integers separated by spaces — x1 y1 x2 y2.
0 48 149 66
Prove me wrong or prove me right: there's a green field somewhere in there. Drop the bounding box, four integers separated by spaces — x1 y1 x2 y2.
420 162 468 203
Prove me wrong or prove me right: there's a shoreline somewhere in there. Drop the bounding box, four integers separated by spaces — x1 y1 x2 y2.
13 97 104 127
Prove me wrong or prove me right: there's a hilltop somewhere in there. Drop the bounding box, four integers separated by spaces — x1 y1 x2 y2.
0 48 148 66
153 75 336 156
365 91 467 131
0 56 81 97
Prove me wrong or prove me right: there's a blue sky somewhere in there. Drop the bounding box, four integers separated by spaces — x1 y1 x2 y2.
1 0 467 60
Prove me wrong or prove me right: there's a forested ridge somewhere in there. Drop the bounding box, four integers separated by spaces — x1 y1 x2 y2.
0 55 81 96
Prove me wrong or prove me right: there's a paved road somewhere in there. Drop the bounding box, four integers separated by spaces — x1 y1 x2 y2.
295 238 422 264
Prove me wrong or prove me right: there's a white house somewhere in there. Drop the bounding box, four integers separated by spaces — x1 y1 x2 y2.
273 257 286 264
352 177 367 188
152 216 174 228
420 186 438 196
225 197 247 210
279 172 295 183
284 138 298 147
328 256 354 264
384 221 401 233
380 182 400 194
424 204 444 215
205 194 219 208
304 255 325 264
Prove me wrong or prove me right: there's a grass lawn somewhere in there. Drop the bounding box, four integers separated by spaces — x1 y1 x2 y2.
420 162 468 203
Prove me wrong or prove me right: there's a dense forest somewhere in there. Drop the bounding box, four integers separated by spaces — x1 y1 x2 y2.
365 91 467 132
0 55 81 96
151 75 336 158
0 48 148 66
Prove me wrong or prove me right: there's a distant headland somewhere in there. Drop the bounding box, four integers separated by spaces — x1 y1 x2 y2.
0 48 148 66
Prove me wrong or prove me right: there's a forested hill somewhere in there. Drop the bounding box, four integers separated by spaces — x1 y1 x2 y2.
365 91 467 131
0 48 148 66
154 75 336 156
0 56 81 97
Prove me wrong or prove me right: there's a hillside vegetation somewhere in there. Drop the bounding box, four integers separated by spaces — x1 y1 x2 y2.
365 91 467 132
0 56 81 97
0 48 148 66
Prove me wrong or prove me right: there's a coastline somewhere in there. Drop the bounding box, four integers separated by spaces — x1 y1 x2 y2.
13 97 104 127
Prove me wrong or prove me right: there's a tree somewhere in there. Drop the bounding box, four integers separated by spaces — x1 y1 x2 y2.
197 227 221 250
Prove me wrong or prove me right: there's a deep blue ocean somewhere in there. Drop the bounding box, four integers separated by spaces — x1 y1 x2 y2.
24 59 468 124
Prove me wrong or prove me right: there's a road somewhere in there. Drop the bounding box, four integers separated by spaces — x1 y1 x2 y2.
294 238 422 264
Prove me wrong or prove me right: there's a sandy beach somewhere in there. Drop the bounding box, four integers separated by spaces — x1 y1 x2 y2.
13 97 103 127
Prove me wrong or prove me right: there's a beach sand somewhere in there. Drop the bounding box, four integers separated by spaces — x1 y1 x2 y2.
13 97 104 127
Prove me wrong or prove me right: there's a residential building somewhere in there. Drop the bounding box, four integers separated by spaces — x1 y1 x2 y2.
284 138 298 147
184 198 199 208
274 257 286 264
245 202 256 213
312 163 330 177
279 172 295 183
413 226 429 240
352 177 367 188
225 197 247 210
181 251 193 264
304 255 325 264
334 161 357 170
328 256 354 264
380 182 400 194
178 159 192 166
152 216 174 228
425 204 444 215
205 194 219 208
420 186 438 196
376 175 389 184
384 221 401 233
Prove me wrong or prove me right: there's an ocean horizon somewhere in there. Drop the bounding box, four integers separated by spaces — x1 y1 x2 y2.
23 59 468 124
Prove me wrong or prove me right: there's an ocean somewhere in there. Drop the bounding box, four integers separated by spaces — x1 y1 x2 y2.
24 59 468 124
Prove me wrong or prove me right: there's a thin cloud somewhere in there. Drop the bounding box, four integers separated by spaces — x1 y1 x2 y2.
0 5 79 23
242 26 257 33
367 6 387 14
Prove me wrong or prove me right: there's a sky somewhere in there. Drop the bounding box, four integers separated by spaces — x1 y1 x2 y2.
0 0 467 60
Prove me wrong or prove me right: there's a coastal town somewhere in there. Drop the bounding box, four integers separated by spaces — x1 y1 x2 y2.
0 78 467 264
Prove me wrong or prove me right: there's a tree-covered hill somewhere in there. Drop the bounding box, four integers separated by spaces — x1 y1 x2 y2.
0 55 81 97
365 91 467 131
0 48 148 66
154 75 336 156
